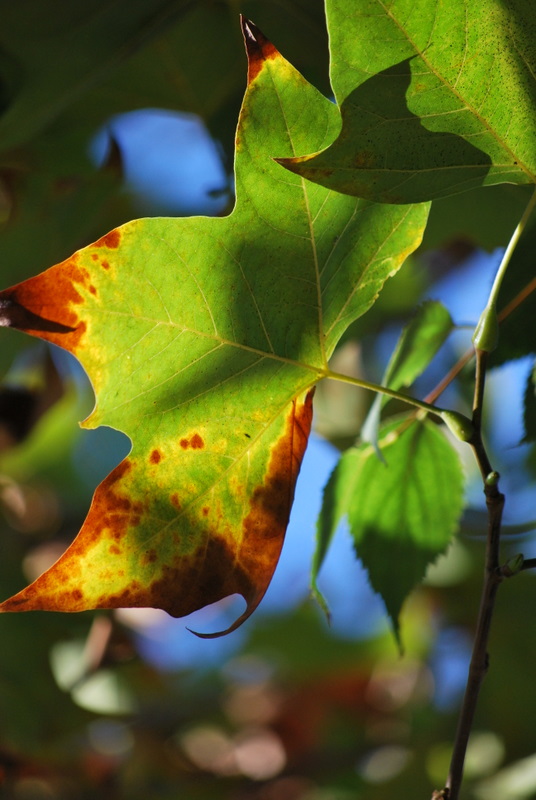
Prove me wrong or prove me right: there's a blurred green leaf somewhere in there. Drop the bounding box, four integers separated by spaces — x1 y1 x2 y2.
0 0 189 152
0 0 329 169
378 302 453 394
0 127 128 284
80 0 330 162
421 185 534 253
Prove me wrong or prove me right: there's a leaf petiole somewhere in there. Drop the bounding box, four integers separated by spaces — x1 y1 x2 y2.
324 368 474 440
325 368 441 414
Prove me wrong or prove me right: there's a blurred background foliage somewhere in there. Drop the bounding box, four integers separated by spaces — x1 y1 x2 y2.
0 1 536 798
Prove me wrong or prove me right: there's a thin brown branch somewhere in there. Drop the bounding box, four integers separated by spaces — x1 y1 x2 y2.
424 347 474 406
445 464 504 800
430 188 536 800
436 440 504 800
497 276 536 323
428 261 536 800
433 330 500 800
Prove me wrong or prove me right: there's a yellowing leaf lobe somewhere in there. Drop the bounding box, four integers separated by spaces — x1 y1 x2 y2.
0 390 314 637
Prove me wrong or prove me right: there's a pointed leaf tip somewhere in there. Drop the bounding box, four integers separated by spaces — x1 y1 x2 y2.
187 601 252 640
241 16 278 84
0 293 77 335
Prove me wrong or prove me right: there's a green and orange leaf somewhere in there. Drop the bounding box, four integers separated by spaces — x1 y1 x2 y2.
0 20 428 634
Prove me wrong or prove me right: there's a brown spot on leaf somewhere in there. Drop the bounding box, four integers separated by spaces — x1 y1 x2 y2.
170 493 181 510
149 449 162 464
202 507 209 517
353 150 377 169
243 389 313 540
103 581 142 608
241 17 279 84
109 545 121 555
91 253 98 261
101 260 110 270
180 433 205 450
104 392 313 633
70 459 142 549
89 285 97 296
94 228 121 249
142 550 157 565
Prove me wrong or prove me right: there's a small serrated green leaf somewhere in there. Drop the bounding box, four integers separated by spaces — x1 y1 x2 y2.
318 416 464 636
362 301 453 452
381 302 454 393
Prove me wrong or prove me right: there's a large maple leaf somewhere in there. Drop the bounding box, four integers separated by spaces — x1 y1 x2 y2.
0 20 428 635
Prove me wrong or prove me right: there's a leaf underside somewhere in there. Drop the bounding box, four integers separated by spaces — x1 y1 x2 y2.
0 20 429 635
279 0 536 203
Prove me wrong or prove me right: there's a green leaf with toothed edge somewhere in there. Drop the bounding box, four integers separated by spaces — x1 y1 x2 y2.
0 20 428 637
278 0 536 204
315 415 464 636
362 300 453 453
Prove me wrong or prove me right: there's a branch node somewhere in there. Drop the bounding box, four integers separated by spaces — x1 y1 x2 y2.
485 470 500 487
500 553 524 577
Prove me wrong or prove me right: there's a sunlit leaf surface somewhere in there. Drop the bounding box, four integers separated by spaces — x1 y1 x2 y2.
0 21 428 634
